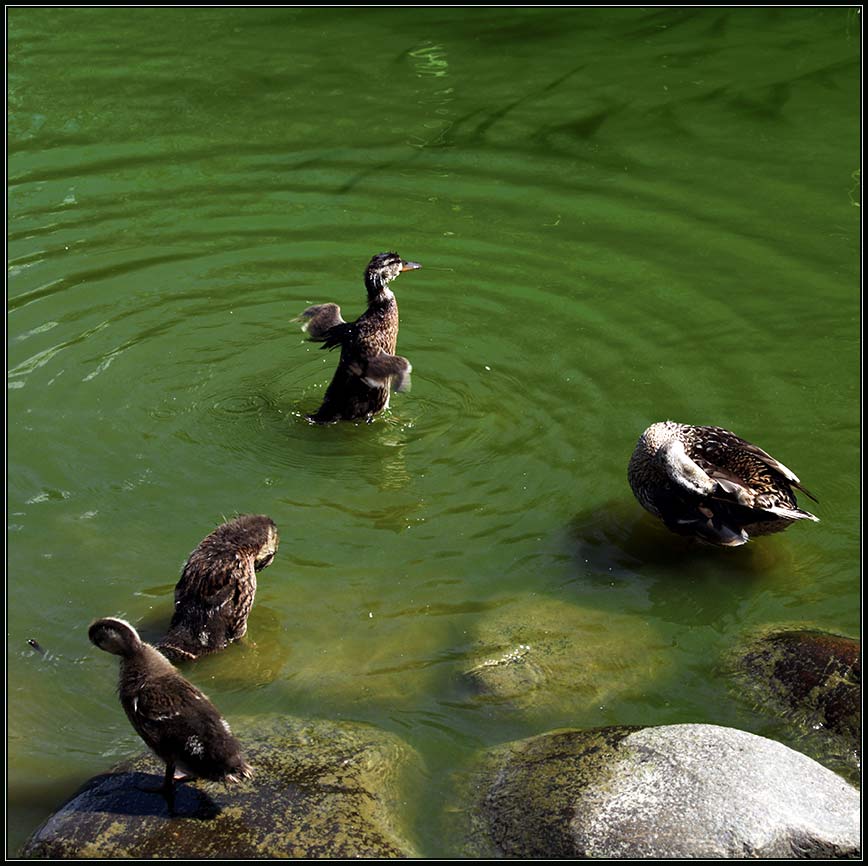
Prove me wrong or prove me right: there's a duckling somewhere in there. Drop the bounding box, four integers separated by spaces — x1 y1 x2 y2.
89 617 251 813
628 421 819 546
158 515 279 663
296 251 421 423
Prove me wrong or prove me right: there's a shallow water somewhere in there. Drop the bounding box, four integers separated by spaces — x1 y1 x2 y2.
7 7 861 856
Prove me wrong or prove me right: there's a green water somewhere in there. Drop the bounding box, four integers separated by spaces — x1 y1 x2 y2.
7 7 860 856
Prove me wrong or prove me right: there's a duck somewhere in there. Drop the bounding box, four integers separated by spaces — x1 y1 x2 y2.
157 514 279 663
627 421 819 547
88 617 251 813
296 251 421 423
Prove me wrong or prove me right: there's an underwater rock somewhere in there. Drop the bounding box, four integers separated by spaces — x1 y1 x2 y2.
462 723 860 859
22 714 422 859
730 628 860 774
459 595 669 714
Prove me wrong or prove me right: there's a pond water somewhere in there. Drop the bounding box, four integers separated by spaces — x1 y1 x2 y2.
7 7 861 856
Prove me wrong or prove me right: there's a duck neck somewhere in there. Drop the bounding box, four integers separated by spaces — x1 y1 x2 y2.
122 642 177 678
365 272 395 306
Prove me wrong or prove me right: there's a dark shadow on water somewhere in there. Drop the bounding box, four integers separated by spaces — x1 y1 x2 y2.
565 500 794 627
568 498 777 580
533 102 626 144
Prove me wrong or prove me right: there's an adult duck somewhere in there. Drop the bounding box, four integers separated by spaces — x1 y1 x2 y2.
628 421 819 546
296 252 421 423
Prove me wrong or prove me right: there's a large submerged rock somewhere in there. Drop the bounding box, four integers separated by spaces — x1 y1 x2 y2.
463 723 860 859
458 595 670 715
23 715 422 859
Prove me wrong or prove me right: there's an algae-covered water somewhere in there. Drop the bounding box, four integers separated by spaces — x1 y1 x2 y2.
7 7 860 856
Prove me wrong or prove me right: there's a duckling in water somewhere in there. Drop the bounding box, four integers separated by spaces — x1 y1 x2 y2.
89 617 251 814
158 515 279 663
628 421 819 547
296 252 421 423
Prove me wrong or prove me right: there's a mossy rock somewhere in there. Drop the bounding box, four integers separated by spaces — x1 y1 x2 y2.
459 596 669 714
461 723 861 859
22 714 422 859
729 628 860 774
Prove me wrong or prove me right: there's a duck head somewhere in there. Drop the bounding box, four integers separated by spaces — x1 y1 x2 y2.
89 617 143 657
365 252 421 298
253 517 280 571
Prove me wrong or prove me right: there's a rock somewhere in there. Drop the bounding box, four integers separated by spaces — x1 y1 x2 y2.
459 596 669 715
463 723 860 859
22 715 421 859
730 628 860 774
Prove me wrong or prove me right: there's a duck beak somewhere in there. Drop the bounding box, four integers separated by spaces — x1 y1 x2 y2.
400 260 422 271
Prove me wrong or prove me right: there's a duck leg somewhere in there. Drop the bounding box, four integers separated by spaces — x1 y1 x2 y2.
135 760 191 814
161 761 178 814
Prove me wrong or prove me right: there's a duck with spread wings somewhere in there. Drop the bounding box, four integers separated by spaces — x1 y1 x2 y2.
296 252 421 423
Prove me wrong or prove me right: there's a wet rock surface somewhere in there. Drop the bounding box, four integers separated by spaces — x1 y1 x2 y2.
736 628 860 737
463 723 861 859
730 628 860 774
23 714 422 859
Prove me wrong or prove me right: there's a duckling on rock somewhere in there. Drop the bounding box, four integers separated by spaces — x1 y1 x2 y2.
158 514 279 663
296 251 421 423
628 421 819 547
88 617 251 814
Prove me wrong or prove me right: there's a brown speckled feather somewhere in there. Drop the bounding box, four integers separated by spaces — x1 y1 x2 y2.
682 425 818 505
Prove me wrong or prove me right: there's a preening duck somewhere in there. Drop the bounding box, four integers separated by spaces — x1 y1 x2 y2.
89 617 251 813
296 252 421 423
627 421 819 547
158 515 279 663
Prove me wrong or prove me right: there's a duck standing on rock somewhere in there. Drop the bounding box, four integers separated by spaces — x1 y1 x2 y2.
88 617 251 814
158 515 279 663
628 421 819 547
296 252 421 423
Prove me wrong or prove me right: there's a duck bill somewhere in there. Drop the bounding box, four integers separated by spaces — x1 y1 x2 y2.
400 260 422 271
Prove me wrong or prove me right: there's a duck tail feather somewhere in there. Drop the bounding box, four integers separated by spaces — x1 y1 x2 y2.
764 504 820 523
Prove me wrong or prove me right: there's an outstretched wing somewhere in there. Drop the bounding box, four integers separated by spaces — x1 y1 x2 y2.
350 352 413 392
295 303 345 341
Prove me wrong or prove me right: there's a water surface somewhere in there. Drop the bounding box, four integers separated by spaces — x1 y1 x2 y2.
7 7 861 856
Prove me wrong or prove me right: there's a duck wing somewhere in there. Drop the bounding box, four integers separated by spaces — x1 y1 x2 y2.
296 303 345 342
691 447 819 524
350 351 413 392
127 673 243 778
698 426 819 502
125 671 213 748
